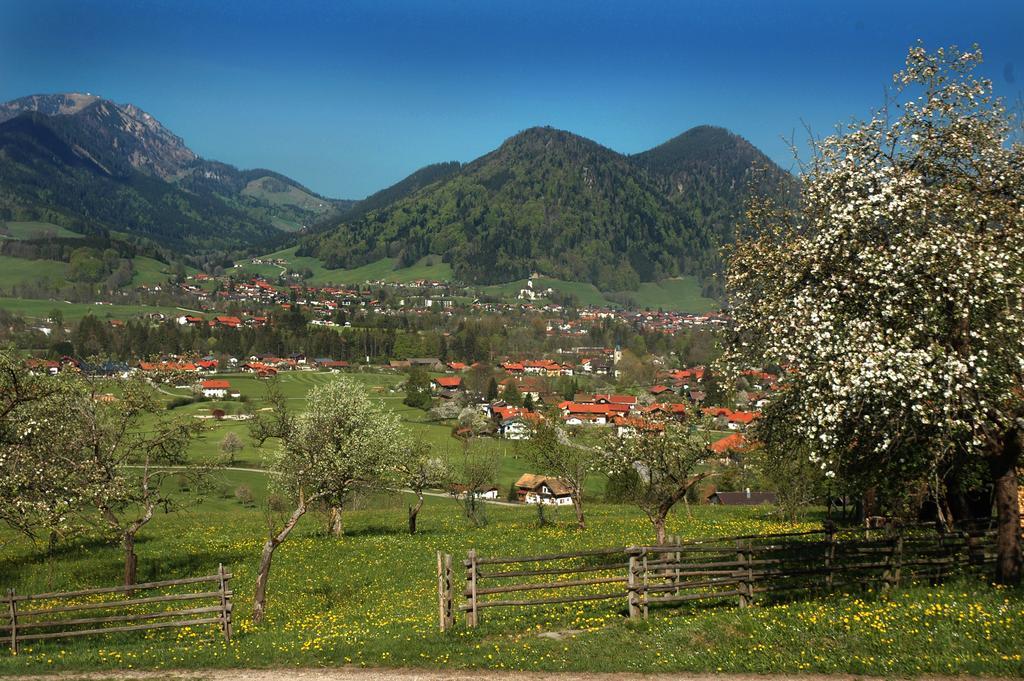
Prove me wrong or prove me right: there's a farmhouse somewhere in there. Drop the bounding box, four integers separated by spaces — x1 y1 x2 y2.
200 379 232 399
499 415 532 440
432 376 463 391
513 474 574 506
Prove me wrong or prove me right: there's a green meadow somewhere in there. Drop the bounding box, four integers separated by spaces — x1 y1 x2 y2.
479 276 718 313
0 220 84 240
0 296 191 323
237 248 453 286
1 493 1021 676
0 370 1021 676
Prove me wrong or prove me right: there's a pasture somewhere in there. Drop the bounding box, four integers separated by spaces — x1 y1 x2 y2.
0 297 192 323
159 370 543 492
478 275 718 313
1 492 1022 676
239 248 453 286
1 369 1021 676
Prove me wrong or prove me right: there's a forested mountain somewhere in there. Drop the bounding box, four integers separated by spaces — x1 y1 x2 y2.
338 161 462 224
0 93 346 251
306 126 792 291
633 125 796 242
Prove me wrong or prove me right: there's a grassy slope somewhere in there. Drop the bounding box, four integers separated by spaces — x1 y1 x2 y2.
159 371 537 493
0 297 190 322
0 371 1020 675
1 494 1019 676
0 220 84 240
251 247 453 285
626 277 718 313
0 255 68 287
241 177 332 214
480 275 718 312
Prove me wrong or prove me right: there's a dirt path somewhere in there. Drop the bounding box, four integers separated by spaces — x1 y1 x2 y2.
3 670 1012 681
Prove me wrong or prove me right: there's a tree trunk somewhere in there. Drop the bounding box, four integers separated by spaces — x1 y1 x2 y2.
328 506 344 537
990 432 1021 585
653 514 667 545
123 532 138 587
252 502 307 624
408 493 424 535
571 492 586 530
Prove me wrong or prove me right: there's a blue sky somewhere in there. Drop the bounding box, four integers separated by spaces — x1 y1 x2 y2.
1 0 1021 199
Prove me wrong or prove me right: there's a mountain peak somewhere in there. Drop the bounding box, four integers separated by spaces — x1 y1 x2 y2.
0 92 196 179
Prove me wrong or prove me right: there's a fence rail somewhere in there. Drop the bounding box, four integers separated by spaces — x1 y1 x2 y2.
2 565 233 652
438 525 999 629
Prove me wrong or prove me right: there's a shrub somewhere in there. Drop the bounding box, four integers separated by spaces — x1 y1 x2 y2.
234 485 254 506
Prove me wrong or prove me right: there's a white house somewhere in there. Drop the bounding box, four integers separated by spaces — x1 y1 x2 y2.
200 379 231 399
500 417 532 440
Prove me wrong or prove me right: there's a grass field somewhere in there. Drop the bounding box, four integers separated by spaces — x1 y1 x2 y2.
0 251 182 293
0 297 193 323
1 492 1021 676
480 275 718 313
158 371 541 494
244 248 453 286
0 255 68 289
242 177 333 215
625 277 718 313
0 370 1021 675
130 256 182 286
0 220 84 240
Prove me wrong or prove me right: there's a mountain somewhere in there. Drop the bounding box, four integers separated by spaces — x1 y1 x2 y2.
340 161 462 223
305 126 790 290
633 125 796 242
0 93 346 251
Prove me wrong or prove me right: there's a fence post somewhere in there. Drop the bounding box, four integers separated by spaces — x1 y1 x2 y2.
881 534 902 592
464 549 479 627
735 540 748 608
626 547 640 619
745 540 755 607
444 553 454 630
641 551 649 620
6 589 16 654
437 551 454 632
437 551 445 632
217 563 232 643
672 534 681 595
892 533 904 588
824 521 836 592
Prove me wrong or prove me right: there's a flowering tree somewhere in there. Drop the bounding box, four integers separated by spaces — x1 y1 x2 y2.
80 380 203 585
600 414 715 543
0 349 84 543
1 356 202 584
726 44 1024 583
525 423 598 529
252 377 407 624
395 441 451 534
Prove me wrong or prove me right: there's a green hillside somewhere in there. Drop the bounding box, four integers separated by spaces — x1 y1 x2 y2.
0 296 192 322
480 275 718 312
0 220 83 240
309 126 718 290
0 255 67 287
244 248 452 285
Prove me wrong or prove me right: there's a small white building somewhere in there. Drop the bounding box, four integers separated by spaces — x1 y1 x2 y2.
500 417 532 440
200 379 231 399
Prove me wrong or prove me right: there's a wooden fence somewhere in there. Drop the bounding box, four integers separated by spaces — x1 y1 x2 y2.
437 526 997 629
2 565 233 652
